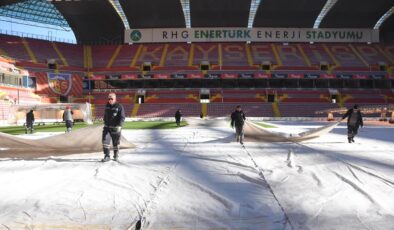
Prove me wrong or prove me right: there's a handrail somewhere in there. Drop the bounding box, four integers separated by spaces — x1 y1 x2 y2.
0 29 76 44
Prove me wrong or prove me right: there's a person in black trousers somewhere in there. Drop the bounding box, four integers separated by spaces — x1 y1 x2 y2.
25 109 35 134
102 93 125 162
175 109 182 127
231 105 246 144
342 104 363 143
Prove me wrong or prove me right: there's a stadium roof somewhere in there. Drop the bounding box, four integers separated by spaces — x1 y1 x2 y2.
0 0 70 29
51 0 124 44
1 0 393 44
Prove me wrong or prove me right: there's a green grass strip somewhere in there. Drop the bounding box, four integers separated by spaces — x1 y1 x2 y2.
0 121 188 135
122 121 188 129
254 122 277 128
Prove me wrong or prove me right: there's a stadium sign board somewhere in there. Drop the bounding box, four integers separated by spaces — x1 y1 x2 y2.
125 28 379 43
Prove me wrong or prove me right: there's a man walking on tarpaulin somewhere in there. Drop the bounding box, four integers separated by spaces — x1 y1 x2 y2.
102 93 125 162
175 109 182 127
342 104 363 143
25 109 35 134
231 105 246 144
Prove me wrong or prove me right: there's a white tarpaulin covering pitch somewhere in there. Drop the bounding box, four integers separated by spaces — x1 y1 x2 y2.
244 120 341 142
0 119 393 229
0 125 135 158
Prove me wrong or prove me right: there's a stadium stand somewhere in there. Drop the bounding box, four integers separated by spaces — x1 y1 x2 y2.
1 34 393 119
0 101 11 122
164 43 190 67
91 45 118 68
208 102 275 117
144 90 199 103
0 85 41 104
220 43 250 67
277 89 331 103
354 44 391 69
299 43 332 68
0 35 31 62
135 43 165 67
1 34 394 71
338 89 389 104
86 91 135 118
137 103 201 118
278 103 339 117
221 89 266 103
111 44 141 68
275 44 310 68
250 43 278 67
192 43 219 66
328 44 370 70
26 38 59 65
85 88 394 118
55 42 83 69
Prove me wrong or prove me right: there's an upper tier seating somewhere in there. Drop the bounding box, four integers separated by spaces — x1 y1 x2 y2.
54 42 83 68
91 45 118 68
0 35 31 61
111 44 140 67
25 38 59 64
1 34 393 71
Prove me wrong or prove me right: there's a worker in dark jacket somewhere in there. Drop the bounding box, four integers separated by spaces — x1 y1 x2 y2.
231 105 246 144
25 109 35 134
342 104 363 143
102 93 125 162
175 109 182 127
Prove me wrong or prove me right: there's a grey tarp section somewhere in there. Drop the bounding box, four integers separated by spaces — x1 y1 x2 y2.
244 121 340 142
185 118 339 143
0 125 135 158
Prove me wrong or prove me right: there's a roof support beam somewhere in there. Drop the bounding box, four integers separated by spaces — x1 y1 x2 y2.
313 0 338 28
108 0 130 29
247 0 261 28
374 6 394 29
180 0 191 28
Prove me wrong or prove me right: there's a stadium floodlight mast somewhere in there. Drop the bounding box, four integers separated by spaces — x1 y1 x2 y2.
313 0 339 29
374 6 394 29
